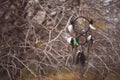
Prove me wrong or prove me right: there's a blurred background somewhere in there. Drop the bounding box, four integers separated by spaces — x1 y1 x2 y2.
0 0 120 80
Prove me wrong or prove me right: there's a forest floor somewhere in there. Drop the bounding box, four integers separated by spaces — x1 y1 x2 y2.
15 71 120 80
13 68 120 80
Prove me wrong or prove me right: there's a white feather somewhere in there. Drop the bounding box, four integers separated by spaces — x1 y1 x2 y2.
87 35 92 41
89 24 96 30
67 37 72 44
76 50 81 54
67 24 73 33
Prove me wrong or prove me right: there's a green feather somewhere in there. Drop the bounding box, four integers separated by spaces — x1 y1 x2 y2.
73 38 78 46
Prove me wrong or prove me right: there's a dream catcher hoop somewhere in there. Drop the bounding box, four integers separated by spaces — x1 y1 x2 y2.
71 16 92 34
71 16 94 45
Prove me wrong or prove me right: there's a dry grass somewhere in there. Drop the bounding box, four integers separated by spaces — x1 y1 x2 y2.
15 68 120 80
32 71 120 80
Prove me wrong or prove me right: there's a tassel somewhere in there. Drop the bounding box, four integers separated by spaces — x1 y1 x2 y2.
76 51 86 66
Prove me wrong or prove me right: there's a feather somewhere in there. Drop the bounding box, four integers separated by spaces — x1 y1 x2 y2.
67 24 73 33
87 35 92 41
76 51 86 66
67 37 72 44
89 24 96 30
